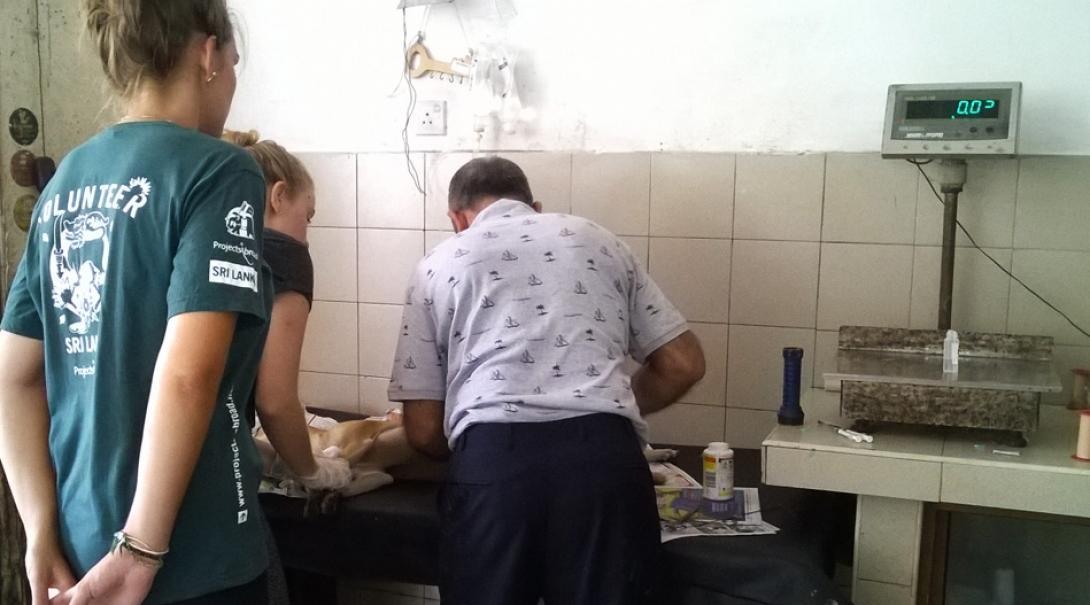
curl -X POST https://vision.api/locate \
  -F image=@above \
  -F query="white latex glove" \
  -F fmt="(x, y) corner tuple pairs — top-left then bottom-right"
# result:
(296, 448), (352, 491)
(644, 447), (679, 463)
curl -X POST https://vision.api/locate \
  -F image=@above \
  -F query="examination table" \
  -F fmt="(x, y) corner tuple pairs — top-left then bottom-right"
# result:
(261, 411), (853, 605)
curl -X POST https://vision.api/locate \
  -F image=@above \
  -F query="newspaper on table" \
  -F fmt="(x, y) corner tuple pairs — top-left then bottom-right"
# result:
(260, 477), (307, 498)
(652, 463), (779, 542)
(649, 461), (702, 488)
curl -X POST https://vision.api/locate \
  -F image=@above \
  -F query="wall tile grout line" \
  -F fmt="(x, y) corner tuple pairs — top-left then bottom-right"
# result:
(571, 153), (579, 215)
(906, 166), (921, 329)
(646, 153), (653, 236)
(312, 298), (363, 305)
(1005, 158), (1022, 334)
(669, 401), (733, 410)
(300, 369), (379, 379)
(656, 235), (1088, 247)
(355, 234), (362, 413)
(723, 153), (739, 438)
(813, 153), (828, 353)
(804, 238), (919, 246)
(353, 153), (362, 413)
(420, 151), (427, 230)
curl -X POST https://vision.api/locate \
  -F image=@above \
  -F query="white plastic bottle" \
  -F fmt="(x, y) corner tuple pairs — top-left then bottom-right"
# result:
(943, 329), (960, 375)
(702, 442), (734, 501)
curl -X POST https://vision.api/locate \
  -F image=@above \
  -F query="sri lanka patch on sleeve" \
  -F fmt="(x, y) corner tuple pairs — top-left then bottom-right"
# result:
(209, 260), (258, 291)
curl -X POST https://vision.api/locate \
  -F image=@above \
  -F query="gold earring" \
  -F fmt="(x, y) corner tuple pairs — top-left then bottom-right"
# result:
(206, 71), (218, 83)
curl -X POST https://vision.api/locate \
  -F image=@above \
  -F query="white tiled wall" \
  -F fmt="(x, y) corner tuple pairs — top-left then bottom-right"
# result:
(726, 325), (816, 413)
(823, 154), (918, 244)
(649, 237), (732, 324)
(309, 228), (357, 302)
(644, 401), (726, 446)
(817, 243), (914, 330)
(1008, 249), (1090, 347)
(358, 153), (425, 230)
(650, 153), (734, 238)
(730, 240), (820, 328)
(915, 159), (1017, 248)
(908, 247), (1012, 333)
(734, 154), (823, 241)
(301, 302), (359, 376)
(1013, 157), (1090, 252)
(358, 304), (404, 378)
(357, 229), (425, 304)
(681, 323), (728, 406)
(338, 578), (439, 605)
(571, 153), (651, 236)
(298, 153), (357, 228)
(296, 151), (1090, 445)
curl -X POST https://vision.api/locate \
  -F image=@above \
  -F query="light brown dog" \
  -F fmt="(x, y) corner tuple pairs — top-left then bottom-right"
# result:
(256, 410), (678, 496)
(306, 412), (407, 466)
(255, 410), (439, 496)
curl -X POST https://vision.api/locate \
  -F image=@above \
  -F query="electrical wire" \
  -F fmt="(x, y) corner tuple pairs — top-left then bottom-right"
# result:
(401, 8), (426, 194)
(911, 160), (1090, 339)
(386, 6), (432, 98)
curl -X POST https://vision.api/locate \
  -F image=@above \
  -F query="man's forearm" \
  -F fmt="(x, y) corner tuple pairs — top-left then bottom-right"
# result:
(413, 431), (451, 460)
(632, 364), (693, 416)
(402, 400), (450, 460)
(633, 330), (706, 416)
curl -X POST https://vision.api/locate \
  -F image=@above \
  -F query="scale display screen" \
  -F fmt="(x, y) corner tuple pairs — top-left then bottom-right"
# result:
(882, 82), (1021, 158)
(905, 98), (1000, 120)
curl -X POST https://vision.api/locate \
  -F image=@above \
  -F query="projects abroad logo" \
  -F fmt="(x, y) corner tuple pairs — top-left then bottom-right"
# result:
(212, 240), (258, 266)
(225, 201), (255, 240)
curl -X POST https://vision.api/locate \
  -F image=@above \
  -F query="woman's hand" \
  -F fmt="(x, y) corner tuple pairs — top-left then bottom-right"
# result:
(54, 550), (157, 605)
(24, 540), (75, 605)
(297, 448), (352, 491)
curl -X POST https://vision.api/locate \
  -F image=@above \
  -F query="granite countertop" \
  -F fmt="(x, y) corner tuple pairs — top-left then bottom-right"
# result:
(827, 349), (1062, 393)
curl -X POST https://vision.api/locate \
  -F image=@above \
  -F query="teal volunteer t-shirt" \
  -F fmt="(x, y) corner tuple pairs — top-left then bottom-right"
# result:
(1, 121), (273, 604)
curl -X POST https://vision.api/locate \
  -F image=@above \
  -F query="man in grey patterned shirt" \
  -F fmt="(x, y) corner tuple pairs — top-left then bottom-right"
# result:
(389, 156), (705, 605)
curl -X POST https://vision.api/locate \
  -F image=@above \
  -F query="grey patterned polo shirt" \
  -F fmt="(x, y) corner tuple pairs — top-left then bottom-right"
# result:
(387, 198), (689, 447)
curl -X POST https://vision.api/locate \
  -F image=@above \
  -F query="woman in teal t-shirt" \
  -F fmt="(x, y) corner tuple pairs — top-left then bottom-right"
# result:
(0, 1), (273, 604)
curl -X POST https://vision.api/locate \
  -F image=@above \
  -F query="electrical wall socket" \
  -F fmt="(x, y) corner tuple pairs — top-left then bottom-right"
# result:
(415, 100), (447, 136)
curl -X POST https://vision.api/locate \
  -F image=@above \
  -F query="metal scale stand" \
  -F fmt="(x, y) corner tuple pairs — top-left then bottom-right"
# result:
(827, 82), (1060, 447)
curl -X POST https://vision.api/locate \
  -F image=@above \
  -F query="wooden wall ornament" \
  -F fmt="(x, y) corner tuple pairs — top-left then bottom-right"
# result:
(13, 194), (36, 232)
(10, 150), (36, 187)
(8, 108), (39, 146)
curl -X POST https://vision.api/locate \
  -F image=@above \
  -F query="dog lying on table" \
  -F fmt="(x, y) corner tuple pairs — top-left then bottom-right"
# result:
(255, 408), (681, 502)
(254, 409), (438, 499)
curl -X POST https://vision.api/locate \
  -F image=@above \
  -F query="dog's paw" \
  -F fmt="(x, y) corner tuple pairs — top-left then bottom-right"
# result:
(341, 471), (395, 497)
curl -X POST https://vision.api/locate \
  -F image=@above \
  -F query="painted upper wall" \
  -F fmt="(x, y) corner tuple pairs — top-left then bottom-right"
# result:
(228, 0), (1090, 154)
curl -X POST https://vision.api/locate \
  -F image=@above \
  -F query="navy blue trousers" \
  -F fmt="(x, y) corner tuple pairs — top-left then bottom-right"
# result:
(439, 413), (661, 605)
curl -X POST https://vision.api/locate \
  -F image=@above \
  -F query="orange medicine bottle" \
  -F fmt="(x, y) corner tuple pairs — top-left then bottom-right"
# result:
(702, 442), (734, 501)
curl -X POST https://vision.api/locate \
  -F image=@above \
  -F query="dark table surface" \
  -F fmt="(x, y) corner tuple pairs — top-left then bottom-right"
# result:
(261, 411), (854, 604)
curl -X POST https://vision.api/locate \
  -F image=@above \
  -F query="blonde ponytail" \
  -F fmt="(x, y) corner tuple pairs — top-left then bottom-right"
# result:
(222, 130), (313, 197)
(84, 0), (234, 99)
